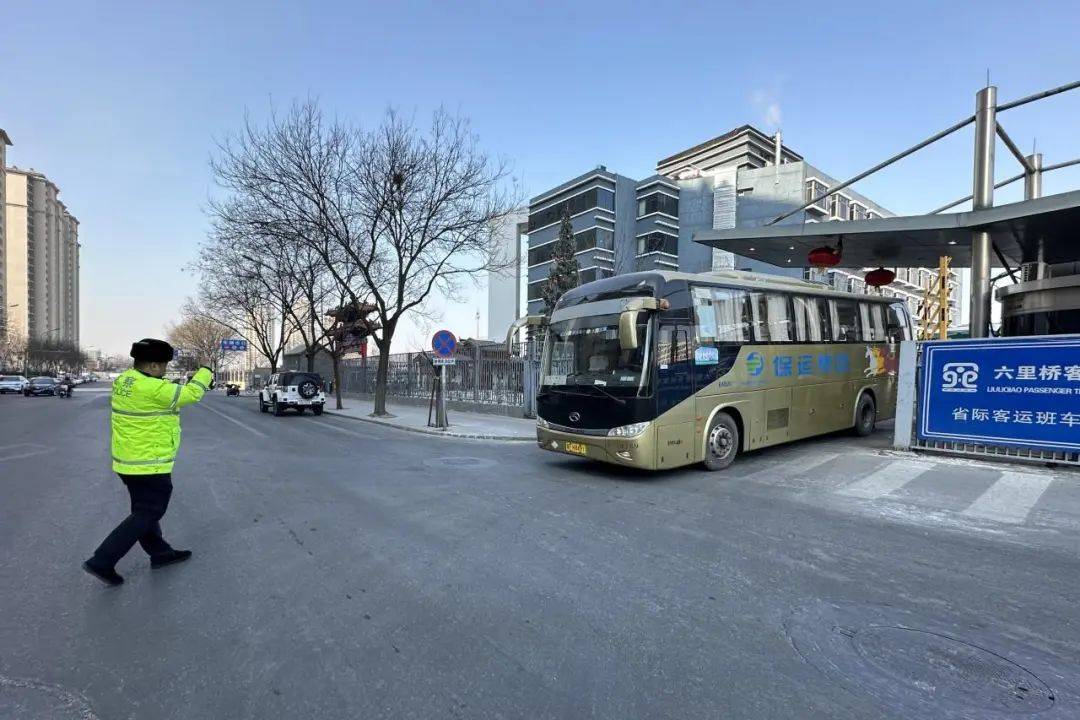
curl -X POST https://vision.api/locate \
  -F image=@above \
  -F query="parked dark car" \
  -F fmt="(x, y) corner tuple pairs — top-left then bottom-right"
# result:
(24, 376), (58, 396)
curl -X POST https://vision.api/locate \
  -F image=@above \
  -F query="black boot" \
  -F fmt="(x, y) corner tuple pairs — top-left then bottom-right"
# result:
(151, 549), (192, 569)
(83, 559), (124, 586)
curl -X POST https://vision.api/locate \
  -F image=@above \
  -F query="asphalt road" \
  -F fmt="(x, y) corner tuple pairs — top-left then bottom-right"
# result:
(1, 386), (1079, 719)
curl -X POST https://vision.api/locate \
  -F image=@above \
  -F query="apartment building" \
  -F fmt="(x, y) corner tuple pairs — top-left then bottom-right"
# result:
(524, 125), (957, 323)
(0, 130), (9, 333)
(1, 129), (81, 346)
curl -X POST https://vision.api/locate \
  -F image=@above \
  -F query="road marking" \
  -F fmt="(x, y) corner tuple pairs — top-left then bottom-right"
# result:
(0, 443), (51, 463)
(306, 418), (370, 439)
(739, 451), (841, 482)
(838, 460), (933, 499)
(961, 471), (1055, 524)
(199, 402), (268, 438)
(794, 452), (842, 476)
(0, 675), (99, 719)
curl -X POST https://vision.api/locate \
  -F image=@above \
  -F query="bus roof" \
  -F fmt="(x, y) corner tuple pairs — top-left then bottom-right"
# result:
(637, 269), (901, 302)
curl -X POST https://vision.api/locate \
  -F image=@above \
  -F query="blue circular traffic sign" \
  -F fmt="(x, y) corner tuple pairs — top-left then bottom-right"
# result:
(432, 330), (457, 357)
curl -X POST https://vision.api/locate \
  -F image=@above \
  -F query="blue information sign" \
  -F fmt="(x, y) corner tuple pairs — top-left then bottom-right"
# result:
(918, 336), (1080, 452)
(221, 338), (248, 352)
(431, 329), (457, 358)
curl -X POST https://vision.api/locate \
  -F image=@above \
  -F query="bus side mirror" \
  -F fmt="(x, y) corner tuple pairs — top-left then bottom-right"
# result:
(505, 314), (545, 353)
(619, 309), (640, 350)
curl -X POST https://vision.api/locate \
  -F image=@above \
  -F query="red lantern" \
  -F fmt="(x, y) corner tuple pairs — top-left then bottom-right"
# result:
(865, 267), (896, 287)
(807, 240), (842, 268)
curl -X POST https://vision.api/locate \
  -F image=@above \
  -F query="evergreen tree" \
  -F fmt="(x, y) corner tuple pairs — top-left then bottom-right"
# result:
(540, 208), (580, 316)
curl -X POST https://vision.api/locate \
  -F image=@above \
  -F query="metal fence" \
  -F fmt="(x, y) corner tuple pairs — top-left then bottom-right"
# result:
(339, 341), (541, 416)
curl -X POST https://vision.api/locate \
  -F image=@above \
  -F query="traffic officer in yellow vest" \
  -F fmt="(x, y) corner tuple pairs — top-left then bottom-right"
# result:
(83, 338), (214, 586)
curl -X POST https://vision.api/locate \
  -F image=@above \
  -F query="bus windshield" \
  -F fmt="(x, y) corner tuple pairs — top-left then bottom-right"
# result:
(542, 313), (651, 391)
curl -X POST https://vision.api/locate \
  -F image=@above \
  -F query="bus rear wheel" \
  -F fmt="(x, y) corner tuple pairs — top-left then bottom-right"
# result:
(854, 393), (877, 436)
(704, 411), (739, 471)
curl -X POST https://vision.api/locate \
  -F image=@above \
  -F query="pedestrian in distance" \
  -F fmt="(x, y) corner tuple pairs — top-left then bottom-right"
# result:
(83, 338), (214, 586)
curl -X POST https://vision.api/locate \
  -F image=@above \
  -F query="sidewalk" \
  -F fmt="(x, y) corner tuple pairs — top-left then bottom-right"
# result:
(324, 398), (536, 441)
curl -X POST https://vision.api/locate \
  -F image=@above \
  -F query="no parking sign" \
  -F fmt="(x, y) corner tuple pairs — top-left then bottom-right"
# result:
(431, 330), (457, 358)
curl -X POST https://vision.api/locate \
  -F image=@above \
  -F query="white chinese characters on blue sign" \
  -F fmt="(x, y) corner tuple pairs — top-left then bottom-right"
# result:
(918, 337), (1080, 452)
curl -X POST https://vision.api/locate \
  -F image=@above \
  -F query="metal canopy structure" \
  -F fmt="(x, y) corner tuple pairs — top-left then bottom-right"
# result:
(689, 78), (1080, 337)
(694, 189), (1080, 269)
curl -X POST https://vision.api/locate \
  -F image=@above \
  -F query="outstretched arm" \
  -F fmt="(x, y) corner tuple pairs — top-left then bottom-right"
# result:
(147, 367), (214, 410)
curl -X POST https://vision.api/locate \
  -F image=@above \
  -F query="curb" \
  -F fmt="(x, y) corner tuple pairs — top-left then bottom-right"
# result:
(323, 409), (535, 442)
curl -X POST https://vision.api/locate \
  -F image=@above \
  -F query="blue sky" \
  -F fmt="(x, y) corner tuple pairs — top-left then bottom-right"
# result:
(3, 0), (1078, 353)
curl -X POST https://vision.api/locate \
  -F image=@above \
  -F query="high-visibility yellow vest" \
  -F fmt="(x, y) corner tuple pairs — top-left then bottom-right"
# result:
(110, 367), (213, 475)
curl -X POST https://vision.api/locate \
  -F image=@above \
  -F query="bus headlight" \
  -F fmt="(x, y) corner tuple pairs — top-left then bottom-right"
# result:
(536, 416), (550, 429)
(607, 422), (649, 438)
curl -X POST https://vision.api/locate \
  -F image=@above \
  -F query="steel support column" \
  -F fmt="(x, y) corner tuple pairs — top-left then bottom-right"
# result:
(1026, 152), (1044, 275)
(969, 86), (996, 338)
(1024, 152), (1043, 200)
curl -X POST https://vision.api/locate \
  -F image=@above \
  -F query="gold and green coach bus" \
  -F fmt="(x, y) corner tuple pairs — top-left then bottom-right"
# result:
(536, 270), (914, 471)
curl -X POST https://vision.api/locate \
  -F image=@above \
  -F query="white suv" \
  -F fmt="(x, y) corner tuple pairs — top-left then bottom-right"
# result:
(0, 375), (28, 394)
(259, 372), (326, 416)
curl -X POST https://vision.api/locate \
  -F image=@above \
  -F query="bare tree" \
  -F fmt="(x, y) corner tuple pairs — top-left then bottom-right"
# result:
(340, 109), (519, 414)
(22, 338), (85, 376)
(283, 244), (367, 409)
(195, 224), (304, 374)
(0, 331), (29, 373)
(166, 300), (232, 372)
(208, 100), (518, 415)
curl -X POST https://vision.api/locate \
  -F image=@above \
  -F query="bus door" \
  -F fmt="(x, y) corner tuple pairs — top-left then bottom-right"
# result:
(654, 322), (695, 468)
(790, 295), (839, 439)
(750, 292), (793, 447)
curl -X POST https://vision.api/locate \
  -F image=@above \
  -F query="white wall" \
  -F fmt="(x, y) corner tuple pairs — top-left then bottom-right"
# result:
(486, 212), (525, 341)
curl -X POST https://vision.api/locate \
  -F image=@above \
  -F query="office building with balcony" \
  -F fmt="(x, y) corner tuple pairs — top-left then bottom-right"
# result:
(2, 128), (81, 346)
(524, 125), (957, 323)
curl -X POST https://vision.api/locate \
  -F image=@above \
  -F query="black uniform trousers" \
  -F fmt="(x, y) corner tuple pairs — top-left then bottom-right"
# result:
(91, 473), (174, 569)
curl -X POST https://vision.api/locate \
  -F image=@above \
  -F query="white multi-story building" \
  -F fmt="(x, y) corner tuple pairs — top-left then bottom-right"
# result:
(522, 125), (957, 327)
(1, 128), (81, 346)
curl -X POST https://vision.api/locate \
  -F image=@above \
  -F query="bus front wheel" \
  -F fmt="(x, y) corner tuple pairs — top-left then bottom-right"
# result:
(704, 411), (739, 471)
(854, 393), (877, 437)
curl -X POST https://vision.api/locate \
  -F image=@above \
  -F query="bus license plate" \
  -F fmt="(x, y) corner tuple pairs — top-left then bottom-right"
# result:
(564, 442), (588, 456)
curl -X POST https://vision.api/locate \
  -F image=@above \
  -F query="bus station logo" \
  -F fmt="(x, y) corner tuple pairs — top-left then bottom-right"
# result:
(941, 362), (979, 392)
(747, 352), (764, 376)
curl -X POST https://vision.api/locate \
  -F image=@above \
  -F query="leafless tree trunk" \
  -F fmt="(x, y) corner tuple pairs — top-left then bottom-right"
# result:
(207, 100), (517, 415)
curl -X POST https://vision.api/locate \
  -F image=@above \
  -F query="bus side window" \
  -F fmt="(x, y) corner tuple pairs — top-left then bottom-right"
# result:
(815, 297), (830, 342)
(673, 328), (691, 363)
(692, 286), (718, 343)
(831, 299), (862, 342)
(657, 324), (692, 364)
(793, 296), (825, 342)
(859, 303), (886, 341)
(711, 288), (751, 342)
(886, 302), (912, 341)
(749, 292), (792, 342)
(870, 304), (886, 341)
